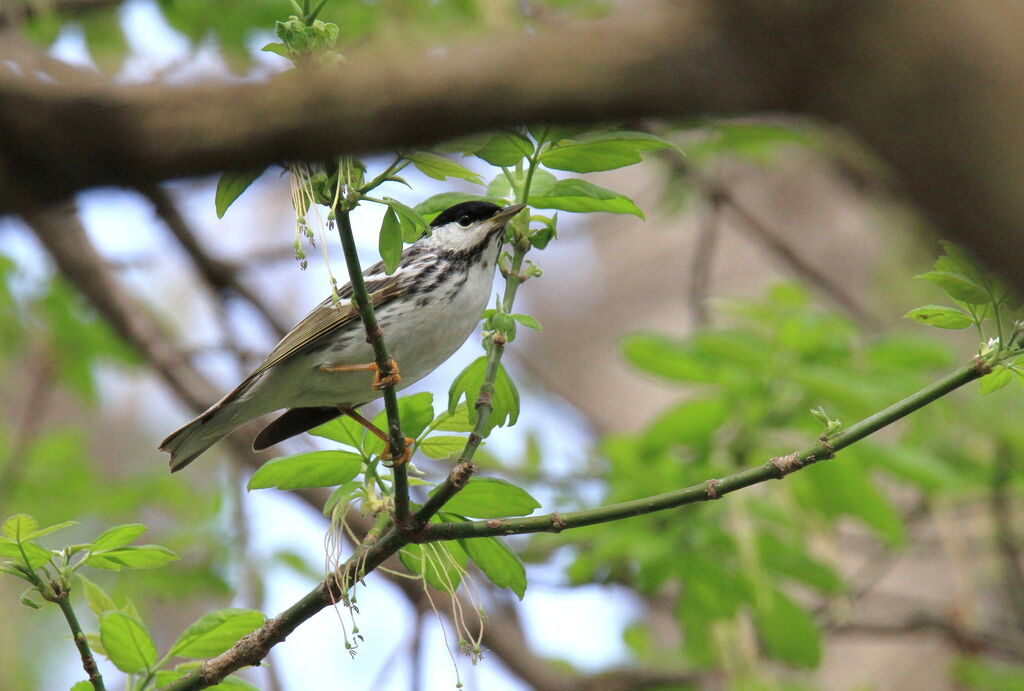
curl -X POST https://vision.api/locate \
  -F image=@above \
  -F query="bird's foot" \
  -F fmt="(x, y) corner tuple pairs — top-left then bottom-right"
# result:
(321, 359), (401, 390)
(339, 407), (413, 466)
(381, 437), (415, 467)
(372, 359), (401, 390)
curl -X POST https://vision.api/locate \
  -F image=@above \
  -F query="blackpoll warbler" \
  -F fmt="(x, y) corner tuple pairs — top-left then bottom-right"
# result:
(161, 201), (526, 472)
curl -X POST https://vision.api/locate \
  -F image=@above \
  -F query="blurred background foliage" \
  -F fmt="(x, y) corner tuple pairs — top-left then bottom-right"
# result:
(2, 1), (1024, 690)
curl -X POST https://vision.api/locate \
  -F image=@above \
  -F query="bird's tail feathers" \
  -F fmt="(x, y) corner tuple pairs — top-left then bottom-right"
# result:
(160, 398), (254, 472)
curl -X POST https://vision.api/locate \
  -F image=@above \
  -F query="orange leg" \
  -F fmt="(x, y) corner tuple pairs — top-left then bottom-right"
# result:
(321, 359), (401, 390)
(340, 407), (413, 466)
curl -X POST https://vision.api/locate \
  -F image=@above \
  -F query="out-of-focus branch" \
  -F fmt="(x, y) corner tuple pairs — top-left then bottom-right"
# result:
(4, 2), (1024, 301)
(991, 450), (1024, 632)
(141, 184), (290, 338)
(834, 612), (1024, 662)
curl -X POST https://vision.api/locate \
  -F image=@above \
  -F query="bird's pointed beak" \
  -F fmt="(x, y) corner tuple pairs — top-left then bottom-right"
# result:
(493, 203), (527, 223)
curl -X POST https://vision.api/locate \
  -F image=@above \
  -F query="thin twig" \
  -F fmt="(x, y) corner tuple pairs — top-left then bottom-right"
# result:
(54, 591), (107, 691)
(688, 193), (721, 328)
(418, 359), (988, 542)
(332, 208), (410, 525)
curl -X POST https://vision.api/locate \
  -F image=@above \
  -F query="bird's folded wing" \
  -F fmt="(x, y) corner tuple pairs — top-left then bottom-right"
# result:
(249, 277), (407, 379)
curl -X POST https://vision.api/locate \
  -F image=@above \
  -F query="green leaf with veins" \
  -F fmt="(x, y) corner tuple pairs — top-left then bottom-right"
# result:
(904, 305), (975, 329)
(407, 152), (483, 185)
(247, 451), (362, 491)
(170, 608), (266, 658)
(475, 132), (535, 167)
(540, 131), (677, 172)
(99, 611), (157, 674)
(530, 179), (644, 218)
(429, 477), (539, 518)
(378, 207), (403, 274)
(215, 168), (265, 218)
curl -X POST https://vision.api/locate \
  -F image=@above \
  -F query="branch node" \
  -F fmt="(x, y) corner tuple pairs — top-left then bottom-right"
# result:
(450, 461), (476, 489)
(550, 512), (567, 532)
(704, 478), (722, 500)
(486, 519), (503, 529)
(769, 452), (803, 478)
(816, 437), (836, 459)
(971, 354), (995, 376)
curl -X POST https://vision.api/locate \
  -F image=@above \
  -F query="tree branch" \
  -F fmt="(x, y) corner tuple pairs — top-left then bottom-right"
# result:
(161, 353), (994, 690)
(54, 590), (107, 691)
(3, 2), (1024, 302)
(419, 358), (990, 542)
(332, 207), (410, 524)
(142, 184), (291, 338)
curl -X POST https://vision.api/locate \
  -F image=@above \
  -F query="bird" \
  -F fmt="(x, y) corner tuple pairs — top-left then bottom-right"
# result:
(160, 200), (526, 472)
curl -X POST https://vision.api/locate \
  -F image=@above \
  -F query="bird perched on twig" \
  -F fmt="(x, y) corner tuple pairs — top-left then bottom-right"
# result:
(160, 201), (526, 472)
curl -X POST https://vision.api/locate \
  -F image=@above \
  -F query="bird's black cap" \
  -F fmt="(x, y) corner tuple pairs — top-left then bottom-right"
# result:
(431, 201), (502, 228)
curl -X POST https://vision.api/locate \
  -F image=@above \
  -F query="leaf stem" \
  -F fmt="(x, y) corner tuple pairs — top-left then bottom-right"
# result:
(333, 209), (410, 525)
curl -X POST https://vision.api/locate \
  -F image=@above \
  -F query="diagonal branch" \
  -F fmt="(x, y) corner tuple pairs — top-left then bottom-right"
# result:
(162, 352), (994, 690)
(418, 358), (989, 541)
(142, 184), (291, 338)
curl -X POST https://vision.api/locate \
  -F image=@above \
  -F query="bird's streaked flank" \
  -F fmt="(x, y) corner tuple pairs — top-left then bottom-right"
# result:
(160, 201), (526, 472)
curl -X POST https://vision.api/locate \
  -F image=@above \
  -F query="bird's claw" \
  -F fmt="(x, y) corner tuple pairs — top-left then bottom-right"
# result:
(372, 359), (401, 390)
(381, 437), (415, 467)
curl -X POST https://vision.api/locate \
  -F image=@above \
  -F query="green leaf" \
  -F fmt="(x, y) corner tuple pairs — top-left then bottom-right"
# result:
(540, 131), (676, 173)
(643, 397), (728, 450)
(916, 271), (990, 305)
(2, 514), (38, 541)
(91, 524), (147, 552)
(414, 192), (502, 220)
(621, 333), (716, 382)
(70, 682), (94, 691)
(511, 313), (542, 331)
(459, 536), (527, 599)
(170, 608), (266, 658)
(530, 179), (644, 218)
(378, 207), (403, 274)
(100, 611), (157, 674)
(475, 132), (534, 167)
(22, 520), (77, 541)
(0, 538), (52, 570)
(78, 574), (117, 617)
(952, 656), (1024, 690)
(428, 477), (539, 518)
(247, 450), (362, 491)
(260, 42), (289, 57)
(432, 402), (474, 432)
(309, 415), (363, 450)
(215, 169), (265, 218)
(399, 541), (467, 591)
(753, 589), (821, 667)
(407, 152), (483, 185)
(904, 305), (975, 329)
(980, 367), (1014, 395)
(868, 443), (960, 491)
(383, 198), (429, 243)
(418, 435), (469, 459)
(87, 545), (179, 571)
(447, 357), (520, 434)
(757, 533), (844, 595)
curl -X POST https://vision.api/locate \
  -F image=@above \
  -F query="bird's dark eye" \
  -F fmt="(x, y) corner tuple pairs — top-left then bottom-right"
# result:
(457, 215), (472, 227)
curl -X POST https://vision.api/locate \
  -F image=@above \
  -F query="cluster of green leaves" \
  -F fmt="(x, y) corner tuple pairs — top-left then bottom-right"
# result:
(905, 242), (1024, 394)
(0, 514), (263, 691)
(531, 281), (1019, 678)
(245, 393), (535, 599)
